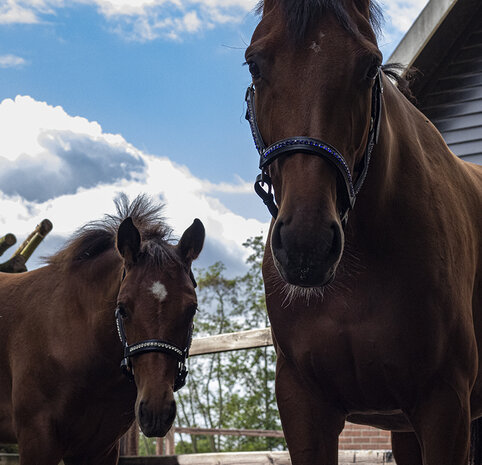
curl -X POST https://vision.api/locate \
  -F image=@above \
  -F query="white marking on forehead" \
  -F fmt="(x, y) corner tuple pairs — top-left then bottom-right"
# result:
(151, 281), (168, 303)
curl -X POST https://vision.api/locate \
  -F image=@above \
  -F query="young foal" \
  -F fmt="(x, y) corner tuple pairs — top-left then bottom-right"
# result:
(245, 1), (482, 464)
(0, 195), (204, 465)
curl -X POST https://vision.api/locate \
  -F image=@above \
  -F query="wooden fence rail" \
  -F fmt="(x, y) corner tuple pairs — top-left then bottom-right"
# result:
(0, 451), (393, 465)
(189, 328), (273, 356)
(174, 427), (284, 438)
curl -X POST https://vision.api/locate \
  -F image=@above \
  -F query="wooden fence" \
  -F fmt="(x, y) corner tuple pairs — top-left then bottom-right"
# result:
(0, 451), (393, 465)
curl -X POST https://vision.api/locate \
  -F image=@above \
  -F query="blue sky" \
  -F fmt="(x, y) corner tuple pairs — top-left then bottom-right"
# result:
(0, 0), (428, 273)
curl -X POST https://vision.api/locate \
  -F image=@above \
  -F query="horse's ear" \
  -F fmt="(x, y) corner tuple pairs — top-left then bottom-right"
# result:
(177, 219), (205, 267)
(117, 217), (141, 266)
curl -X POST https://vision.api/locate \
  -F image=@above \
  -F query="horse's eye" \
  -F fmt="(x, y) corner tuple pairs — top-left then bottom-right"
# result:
(366, 57), (382, 81)
(248, 61), (261, 79)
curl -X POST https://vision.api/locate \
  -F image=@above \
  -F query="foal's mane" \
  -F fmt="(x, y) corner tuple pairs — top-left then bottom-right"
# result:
(46, 194), (178, 270)
(257, 0), (383, 42)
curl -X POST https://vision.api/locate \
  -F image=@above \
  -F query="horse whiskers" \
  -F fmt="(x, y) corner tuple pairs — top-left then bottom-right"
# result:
(281, 283), (325, 307)
(263, 266), (325, 307)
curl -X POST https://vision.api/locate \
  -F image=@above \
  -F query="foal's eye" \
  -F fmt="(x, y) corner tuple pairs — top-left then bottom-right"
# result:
(248, 61), (261, 80)
(117, 304), (128, 317)
(188, 304), (198, 316)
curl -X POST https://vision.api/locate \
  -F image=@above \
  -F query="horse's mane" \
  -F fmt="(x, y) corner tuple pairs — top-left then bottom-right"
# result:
(257, 0), (383, 42)
(46, 194), (178, 269)
(382, 63), (418, 103)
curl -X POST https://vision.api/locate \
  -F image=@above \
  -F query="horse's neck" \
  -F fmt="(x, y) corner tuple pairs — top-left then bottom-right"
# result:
(346, 76), (468, 258)
(352, 78), (454, 229)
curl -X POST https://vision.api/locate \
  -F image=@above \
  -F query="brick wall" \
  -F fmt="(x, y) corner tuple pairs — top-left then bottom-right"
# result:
(339, 423), (391, 450)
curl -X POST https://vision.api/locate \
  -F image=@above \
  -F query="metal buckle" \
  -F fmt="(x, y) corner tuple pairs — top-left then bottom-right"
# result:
(254, 172), (278, 218)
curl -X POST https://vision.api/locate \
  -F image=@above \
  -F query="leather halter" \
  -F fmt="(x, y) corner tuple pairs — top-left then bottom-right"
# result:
(115, 308), (192, 391)
(245, 69), (383, 224)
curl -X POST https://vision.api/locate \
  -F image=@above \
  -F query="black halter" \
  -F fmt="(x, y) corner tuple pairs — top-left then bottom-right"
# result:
(115, 293), (194, 392)
(245, 69), (383, 224)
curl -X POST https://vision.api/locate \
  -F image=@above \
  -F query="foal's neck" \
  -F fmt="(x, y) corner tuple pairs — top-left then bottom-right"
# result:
(71, 249), (124, 322)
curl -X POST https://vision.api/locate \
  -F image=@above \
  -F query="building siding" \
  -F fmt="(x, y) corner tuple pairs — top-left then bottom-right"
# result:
(418, 14), (482, 165)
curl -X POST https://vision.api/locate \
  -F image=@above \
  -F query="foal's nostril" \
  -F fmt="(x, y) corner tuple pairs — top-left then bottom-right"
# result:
(138, 400), (148, 423)
(167, 401), (176, 424)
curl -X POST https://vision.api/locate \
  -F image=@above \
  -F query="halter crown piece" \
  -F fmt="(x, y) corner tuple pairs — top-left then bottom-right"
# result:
(115, 307), (193, 392)
(245, 68), (383, 224)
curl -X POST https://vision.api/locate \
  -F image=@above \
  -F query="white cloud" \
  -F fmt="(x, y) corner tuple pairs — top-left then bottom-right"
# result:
(383, 0), (429, 32)
(0, 54), (27, 68)
(382, 0), (429, 33)
(0, 0), (430, 42)
(0, 96), (145, 201)
(0, 95), (268, 271)
(0, 0), (257, 40)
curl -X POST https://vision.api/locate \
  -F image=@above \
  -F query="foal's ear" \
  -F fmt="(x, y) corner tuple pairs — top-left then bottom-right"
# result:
(177, 219), (205, 267)
(117, 217), (141, 266)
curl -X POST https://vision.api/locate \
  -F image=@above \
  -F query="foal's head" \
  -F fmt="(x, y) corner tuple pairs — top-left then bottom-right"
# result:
(246, 0), (382, 287)
(115, 215), (204, 437)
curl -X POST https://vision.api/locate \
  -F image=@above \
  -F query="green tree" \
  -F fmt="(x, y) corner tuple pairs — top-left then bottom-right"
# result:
(175, 237), (286, 453)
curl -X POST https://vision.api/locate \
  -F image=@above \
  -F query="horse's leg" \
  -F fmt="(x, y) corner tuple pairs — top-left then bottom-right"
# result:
(16, 418), (64, 465)
(391, 432), (423, 465)
(275, 353), (344, 465)
(408, 383), (471, 465)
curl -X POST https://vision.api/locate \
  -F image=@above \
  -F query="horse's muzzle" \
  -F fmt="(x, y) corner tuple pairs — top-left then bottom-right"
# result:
(137, 398), (176, 438)
(271, 216), (343, 287)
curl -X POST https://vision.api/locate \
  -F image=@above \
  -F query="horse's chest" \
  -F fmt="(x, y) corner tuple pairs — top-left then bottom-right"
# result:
(274, 310), (436, 412)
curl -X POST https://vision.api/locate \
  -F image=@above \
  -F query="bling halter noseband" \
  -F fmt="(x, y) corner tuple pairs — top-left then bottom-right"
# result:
(115, 271), (196, 392)
(115, 307), (192, 392)
(245, 69), (383, 224)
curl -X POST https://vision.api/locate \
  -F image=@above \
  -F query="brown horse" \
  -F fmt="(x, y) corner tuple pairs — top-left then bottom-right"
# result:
(245, 1), (482, 464)
(0, 194), (204, 465)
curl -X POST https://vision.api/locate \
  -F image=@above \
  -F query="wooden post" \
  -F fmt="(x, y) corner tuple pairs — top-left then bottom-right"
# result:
(0, 233), (16, 257)
(13, 219), (53, 261)
(0, 220), (53, 273)
(156, 428), (175, 456)
(165, 428), (175, 455)
(0, 255), (26, 273)
(120, 422), (139, 456)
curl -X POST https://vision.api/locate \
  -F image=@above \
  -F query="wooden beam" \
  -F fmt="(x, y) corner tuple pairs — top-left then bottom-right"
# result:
(117, 450), (391, 464)
(1, 451), (392, 464)
(190, 328), (273, 357)
(118, 451), (291, 465)
(174, 427), (284, 438)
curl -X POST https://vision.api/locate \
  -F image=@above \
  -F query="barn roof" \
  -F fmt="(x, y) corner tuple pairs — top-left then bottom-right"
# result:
(388, 0), (482, 163)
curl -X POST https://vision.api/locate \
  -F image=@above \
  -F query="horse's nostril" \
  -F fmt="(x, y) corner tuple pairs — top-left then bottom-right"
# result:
(271, 220), (284, 251)
(328, 222), (342, 261)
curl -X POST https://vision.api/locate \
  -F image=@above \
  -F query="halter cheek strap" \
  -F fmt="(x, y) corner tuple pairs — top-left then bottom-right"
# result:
(246, 69), (384, 224)
(115, 307), (193, 392)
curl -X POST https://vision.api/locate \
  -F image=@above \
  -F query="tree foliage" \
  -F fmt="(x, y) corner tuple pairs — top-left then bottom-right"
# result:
(175, 236), (286, 453)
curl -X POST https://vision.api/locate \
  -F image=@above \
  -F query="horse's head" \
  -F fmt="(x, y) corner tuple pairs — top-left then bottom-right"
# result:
(115, 217), (205, 437)
(246, 0), (382, 288)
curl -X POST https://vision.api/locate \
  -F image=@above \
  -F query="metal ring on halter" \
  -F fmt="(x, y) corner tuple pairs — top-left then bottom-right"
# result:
(245, 68), (384, 224)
